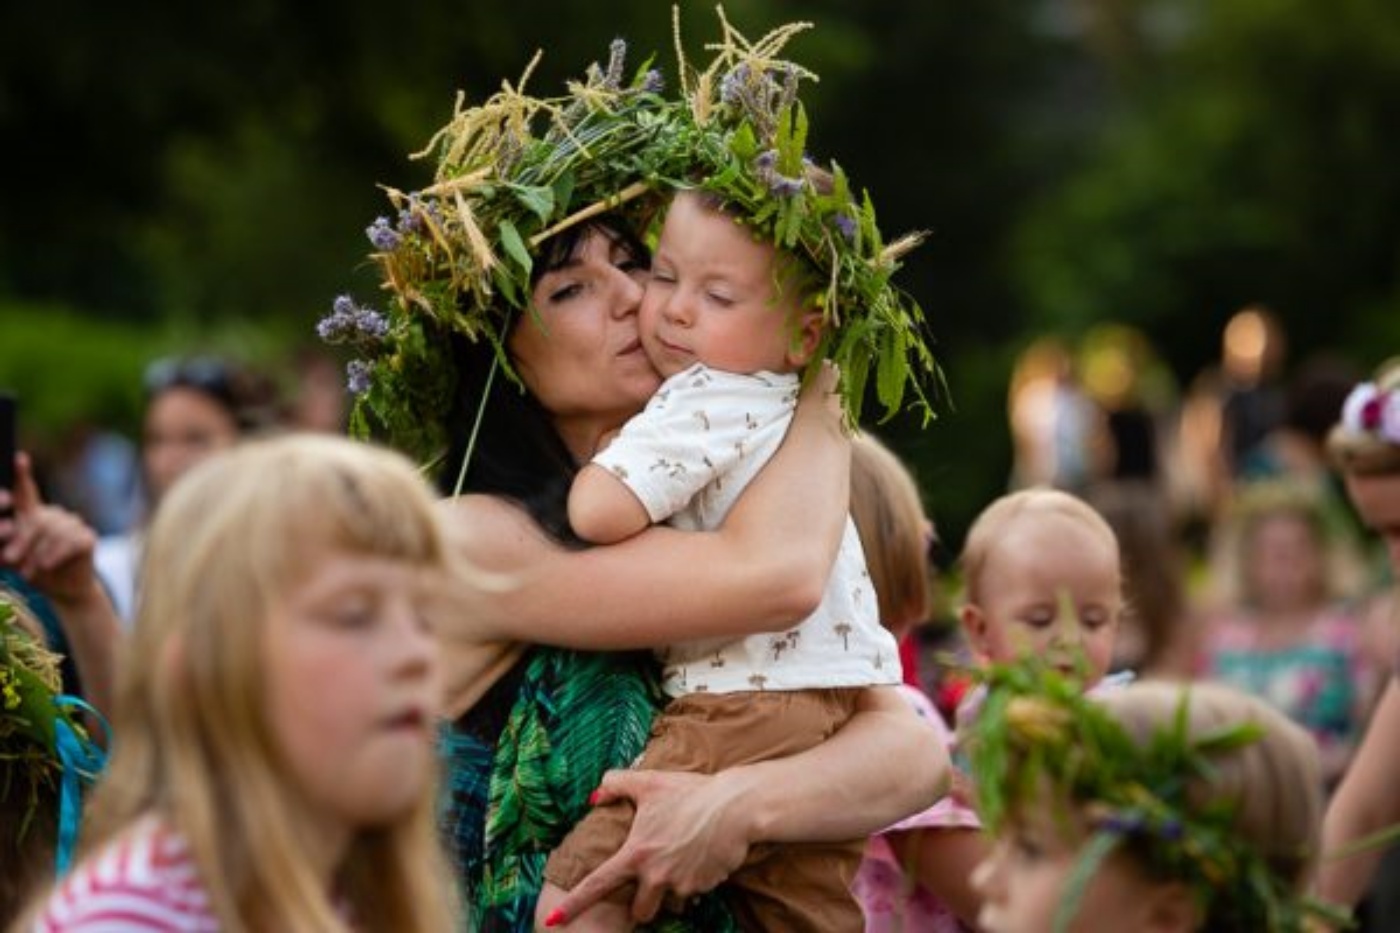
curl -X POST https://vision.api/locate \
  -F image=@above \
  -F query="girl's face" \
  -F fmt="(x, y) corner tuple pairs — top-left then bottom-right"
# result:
(263, 550), (441, 855)
(963, 515), (1122, 687)
(143, 387), (241, 505)
(509, 226), (659, 461)
(1242, 512), (1324, 611)
(1346, 471), (1400, 573)
(972, 806), (1184, 933)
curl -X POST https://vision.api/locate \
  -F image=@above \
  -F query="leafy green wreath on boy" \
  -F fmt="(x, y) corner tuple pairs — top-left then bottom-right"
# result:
(322, 6), (943, 474)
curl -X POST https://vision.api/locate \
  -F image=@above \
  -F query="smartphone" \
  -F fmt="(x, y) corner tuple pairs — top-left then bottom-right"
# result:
(0, 392), (15, 518)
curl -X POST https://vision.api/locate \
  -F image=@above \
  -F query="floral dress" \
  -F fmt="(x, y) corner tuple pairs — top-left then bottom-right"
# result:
(438, 646), (739, 932)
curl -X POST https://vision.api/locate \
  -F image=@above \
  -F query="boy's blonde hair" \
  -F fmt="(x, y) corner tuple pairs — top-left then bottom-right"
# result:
(961, 487), (1119, 603)
(1102, 681), (1322, 898)
(850, 432), (932, 634)
(78, 433), (458, 932)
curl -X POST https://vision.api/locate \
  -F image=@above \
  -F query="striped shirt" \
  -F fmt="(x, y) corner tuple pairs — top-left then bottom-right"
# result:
(34, 816), (219, 931)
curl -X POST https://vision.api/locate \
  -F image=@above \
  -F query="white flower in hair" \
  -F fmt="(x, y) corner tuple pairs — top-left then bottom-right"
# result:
(1341, 381), (1400, 445)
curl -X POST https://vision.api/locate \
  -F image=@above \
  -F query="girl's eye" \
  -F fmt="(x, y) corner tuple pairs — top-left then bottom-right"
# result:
(651, 268), (677, 285)
(707, 291), (735, 307)
(1081, 609), (1109, 629)
(328, 601), (376, 630)
(1020, 612), (1054, 629)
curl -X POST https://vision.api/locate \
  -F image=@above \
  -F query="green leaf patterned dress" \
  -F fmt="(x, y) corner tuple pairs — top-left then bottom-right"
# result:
(438, 646), (740, 932)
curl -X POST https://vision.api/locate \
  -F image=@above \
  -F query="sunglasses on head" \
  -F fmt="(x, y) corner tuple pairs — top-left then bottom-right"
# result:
(143, 356), (239, 407)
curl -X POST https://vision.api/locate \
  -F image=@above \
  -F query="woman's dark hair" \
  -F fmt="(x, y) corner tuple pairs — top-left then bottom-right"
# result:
(437, 216), (649, 546)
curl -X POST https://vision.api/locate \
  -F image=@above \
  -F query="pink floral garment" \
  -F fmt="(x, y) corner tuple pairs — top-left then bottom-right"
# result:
(852, 685), (979, 933)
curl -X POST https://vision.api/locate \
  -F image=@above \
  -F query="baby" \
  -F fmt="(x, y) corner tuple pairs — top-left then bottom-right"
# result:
(538, 189), (903, 932)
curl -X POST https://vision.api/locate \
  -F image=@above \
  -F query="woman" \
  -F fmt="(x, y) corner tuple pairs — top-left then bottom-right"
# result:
(94, 355), (271, 623)
(1316, 357), (1400, 918)
(328, 23), (948, 931)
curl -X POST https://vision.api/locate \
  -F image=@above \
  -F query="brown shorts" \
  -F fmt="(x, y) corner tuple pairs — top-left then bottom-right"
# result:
(544, 688), (866, 932)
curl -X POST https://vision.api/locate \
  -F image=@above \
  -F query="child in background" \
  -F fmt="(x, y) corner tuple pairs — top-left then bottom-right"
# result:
(967, 669), (1336, 932)
(1200, 480), (1379, 786)
(539, 188), (907, 932)
(27, 435), (459, 931)
(847, 433), (982, 931)
(957, 487), (1128, 731)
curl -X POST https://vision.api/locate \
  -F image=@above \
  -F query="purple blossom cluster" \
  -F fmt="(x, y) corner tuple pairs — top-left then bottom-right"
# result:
(753, 150), (805, 198)
(366, 216), (401, 252)
(833, 213), (857, 243)
(641, 69), (664, 94)
(317, 295), (390, 346)
(346, 359), (374, 397)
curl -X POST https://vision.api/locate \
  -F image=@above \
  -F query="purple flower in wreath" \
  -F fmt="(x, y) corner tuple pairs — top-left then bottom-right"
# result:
(1361, 395), (1385, 430)
(318, 296), (389, 346)
(834, 213), (857, 243)
(346, 359), (374, 397)
(366, 216), (401, 252)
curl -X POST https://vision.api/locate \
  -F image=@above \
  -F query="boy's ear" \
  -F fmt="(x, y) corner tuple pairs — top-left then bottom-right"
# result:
(786, 310), (825, 368)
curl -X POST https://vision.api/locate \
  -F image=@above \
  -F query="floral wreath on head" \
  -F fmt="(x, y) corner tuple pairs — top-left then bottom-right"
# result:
(321, 6), (942, 474)
(0, 596), (107, 874)
(966, 662), (1348, 933)
(1339, 379), (1400, 447)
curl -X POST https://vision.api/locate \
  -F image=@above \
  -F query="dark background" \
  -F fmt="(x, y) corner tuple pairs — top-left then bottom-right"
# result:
(4, 0), (1399, 545)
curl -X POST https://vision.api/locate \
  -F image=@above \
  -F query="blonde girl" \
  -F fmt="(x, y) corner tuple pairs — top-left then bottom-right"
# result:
(969, 672), (1330, 932)
(28, 434), (458, 931)
(848, 432), (983, 931)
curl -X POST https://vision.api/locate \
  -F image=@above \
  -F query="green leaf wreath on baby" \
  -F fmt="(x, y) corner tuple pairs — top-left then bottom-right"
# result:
(966, 662), (1350, 932)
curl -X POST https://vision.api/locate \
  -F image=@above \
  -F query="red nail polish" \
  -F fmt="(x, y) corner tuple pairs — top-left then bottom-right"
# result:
(544, 908), (567, 927)
(587, 790), (601, 806)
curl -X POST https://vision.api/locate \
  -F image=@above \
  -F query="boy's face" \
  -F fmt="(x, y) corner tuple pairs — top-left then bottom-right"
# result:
(640, 191), (819, 379)
(962, 515), (1122, 686)
(973, 804), (1182, 933)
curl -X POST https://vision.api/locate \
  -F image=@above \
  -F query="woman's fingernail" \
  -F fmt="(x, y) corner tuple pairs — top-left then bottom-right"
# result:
(544, 908), (567, 927)
(587, 790), (601, 806)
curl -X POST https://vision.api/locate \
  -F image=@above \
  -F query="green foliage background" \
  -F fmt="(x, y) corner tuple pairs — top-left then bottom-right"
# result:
(3, 0), (1399, 546)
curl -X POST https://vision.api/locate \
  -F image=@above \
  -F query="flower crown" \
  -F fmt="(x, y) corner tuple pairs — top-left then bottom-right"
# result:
(966, 662), (1345, 932)
(1, 596), (105, 871)
(1340, 381), (1400, 447)
(322, 8), (940, 466)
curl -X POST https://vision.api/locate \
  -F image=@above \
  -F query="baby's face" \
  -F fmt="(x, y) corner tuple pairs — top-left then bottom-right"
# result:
(963, 515), (1122, 686)
(640, 191), (815, 379)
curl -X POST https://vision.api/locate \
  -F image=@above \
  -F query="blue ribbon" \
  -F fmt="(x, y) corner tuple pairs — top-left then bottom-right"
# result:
(50, 695), (110, 875)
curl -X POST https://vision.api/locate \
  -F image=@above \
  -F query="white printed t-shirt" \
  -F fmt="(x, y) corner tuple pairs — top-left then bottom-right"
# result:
(592, 363), (900, 696)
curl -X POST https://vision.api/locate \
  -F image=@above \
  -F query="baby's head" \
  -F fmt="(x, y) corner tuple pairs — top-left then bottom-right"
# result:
(960, 488), (1122, 687)
(969, 672), (1326, 933)
(641, 188), (823, 379)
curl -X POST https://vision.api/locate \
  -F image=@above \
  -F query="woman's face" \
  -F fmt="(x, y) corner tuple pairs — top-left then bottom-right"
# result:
(509, 227), (659, 460)
(143, 387), (241, 505)
(1345, 471), (1400, 573)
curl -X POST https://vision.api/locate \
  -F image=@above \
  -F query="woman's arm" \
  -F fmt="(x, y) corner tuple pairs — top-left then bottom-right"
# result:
(1317, 676), (1400, 907)
(887, 828), (985, 927)
(440, 363), (851, 650)
(548, 685), (950, 923)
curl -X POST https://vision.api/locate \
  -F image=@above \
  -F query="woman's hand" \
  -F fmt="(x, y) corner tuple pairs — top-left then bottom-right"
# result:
(549, 768), (757, 923)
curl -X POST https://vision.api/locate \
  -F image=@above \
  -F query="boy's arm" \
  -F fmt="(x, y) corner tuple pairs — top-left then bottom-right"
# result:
(569, 464), (653, 544)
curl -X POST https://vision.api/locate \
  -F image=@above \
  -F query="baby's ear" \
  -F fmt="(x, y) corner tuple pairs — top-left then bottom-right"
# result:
(786, 310), (824, 368)
(960, 603), (990, 656)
